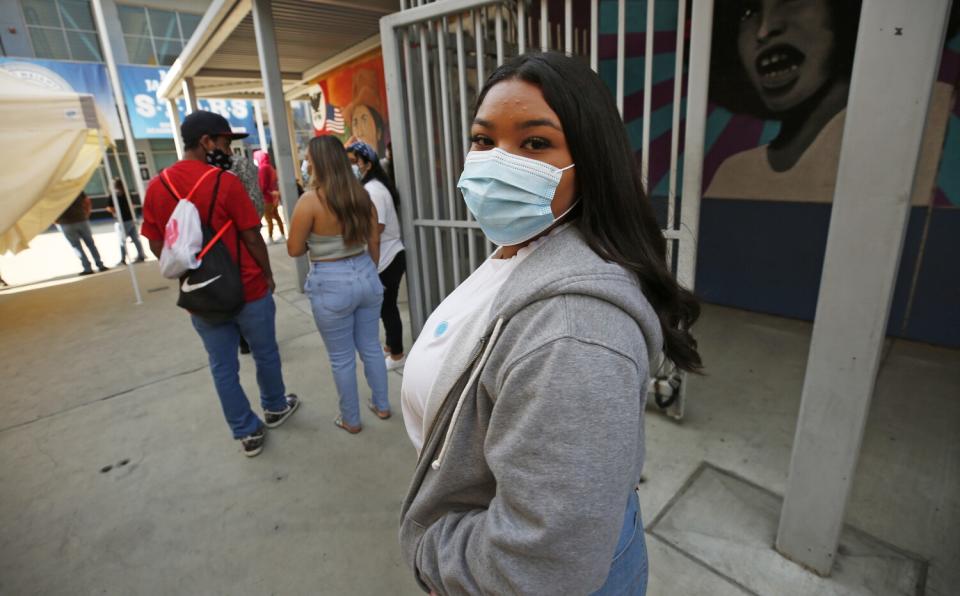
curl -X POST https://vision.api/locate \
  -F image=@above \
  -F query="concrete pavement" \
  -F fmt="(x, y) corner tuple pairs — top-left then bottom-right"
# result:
(1, 227), (957, 595)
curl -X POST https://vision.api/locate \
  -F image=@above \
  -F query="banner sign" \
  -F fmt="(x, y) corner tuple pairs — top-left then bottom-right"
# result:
(0, 58), (123, 139)
(118, 65), (257, 140)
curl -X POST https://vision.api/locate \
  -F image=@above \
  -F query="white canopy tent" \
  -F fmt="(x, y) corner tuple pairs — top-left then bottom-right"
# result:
(0, 69), (141, 301)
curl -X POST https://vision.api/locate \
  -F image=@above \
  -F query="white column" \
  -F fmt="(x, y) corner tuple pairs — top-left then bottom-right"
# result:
(254, 100), (269, 151)
(676, 0), (713, 292)
(251, 0), (308, 288)
(182, 77), (199, 114)
(776, 0), (953, 576)
(165, 98), (184, 159)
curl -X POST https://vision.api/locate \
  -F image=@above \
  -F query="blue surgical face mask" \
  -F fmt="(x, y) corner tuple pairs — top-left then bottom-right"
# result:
(457, 148), (575, 246)
(351, 164), (362, 180)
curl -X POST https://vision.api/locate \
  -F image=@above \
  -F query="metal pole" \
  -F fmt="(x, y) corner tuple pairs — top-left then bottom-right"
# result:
(641, 0), (655, 187)
(475, 10), (486, 84)
(437, 18), (462, 286)
(406, 26), (434, 328)
(616, 0), (626, 116)
(90, 0), (146, 201)
(455, 16), (478, 272)
(165, 98), (184, 159)
(667, 0), (687, 232)
(419, 22), (448, 298)
(476, 10), (494, 256)
(254, 100), (268, 151)
(517, 0), (526, 54)
(540, 0), (548, 52)
(564, 0), (572, 54)
(182, 77), (199, 114)
(776, 0), (952, 575)
(251, 0), (308, 288)
(590, 0), (598, 72)
(495, 5), (504, 66)
(98, 132), (143, 304)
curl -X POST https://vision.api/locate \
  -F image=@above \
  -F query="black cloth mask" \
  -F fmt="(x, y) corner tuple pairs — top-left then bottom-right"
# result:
(206, 148), (233, 170)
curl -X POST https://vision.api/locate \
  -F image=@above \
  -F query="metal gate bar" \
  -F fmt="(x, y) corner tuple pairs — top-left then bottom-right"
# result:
(382, 0), (714, 419)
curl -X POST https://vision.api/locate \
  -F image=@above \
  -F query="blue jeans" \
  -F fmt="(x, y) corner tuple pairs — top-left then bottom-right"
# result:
(191, 293), (288, 438)
(59, 221), (104, 271)
(305, 254), (389, 427)
(118, 220), (145, 262)
(591, 489), (648, 595)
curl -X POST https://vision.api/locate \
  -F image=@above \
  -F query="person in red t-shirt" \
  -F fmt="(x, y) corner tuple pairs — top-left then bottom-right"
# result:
(141, 111), (299, 457)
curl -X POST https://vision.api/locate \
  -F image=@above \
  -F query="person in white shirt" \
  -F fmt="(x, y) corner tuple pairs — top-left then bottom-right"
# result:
(348, 142), (407, 370)
(395, 52), (703, 595)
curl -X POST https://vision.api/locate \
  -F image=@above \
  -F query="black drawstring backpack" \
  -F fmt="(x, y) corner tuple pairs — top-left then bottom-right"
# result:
(159, 169), (244, 323)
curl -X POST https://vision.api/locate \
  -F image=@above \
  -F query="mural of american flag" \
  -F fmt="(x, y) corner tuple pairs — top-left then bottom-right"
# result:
(325, 104), (345, 134)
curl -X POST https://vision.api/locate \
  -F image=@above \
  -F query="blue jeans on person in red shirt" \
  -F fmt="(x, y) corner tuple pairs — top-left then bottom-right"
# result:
(190, 293), (288, 438)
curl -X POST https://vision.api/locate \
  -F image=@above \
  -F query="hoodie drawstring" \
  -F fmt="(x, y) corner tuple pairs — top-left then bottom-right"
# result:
(431, 317), (505, 471)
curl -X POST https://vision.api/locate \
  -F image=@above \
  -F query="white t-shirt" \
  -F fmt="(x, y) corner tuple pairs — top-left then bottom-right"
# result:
(401, 231), (559, 452)
(365, 178), (404, 273)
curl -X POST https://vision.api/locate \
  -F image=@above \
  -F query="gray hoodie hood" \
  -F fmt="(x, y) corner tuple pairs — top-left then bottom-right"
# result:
(492, 224), (663, 354)
(401, 224), (663, 595)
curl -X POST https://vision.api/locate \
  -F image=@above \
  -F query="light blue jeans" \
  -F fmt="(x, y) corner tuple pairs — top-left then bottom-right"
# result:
(59, 221), (104, 272)
(118, 220), (146, 262)
(591, 489), (648, 595)
(306, 254), (389, 426)
(191, 293), (288, 438)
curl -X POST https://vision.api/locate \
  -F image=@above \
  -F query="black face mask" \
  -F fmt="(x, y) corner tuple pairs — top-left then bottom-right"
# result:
(206, 148), (233, 170)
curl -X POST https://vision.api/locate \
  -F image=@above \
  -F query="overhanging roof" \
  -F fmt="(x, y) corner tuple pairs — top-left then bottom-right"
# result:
(158, 0), (395, 101)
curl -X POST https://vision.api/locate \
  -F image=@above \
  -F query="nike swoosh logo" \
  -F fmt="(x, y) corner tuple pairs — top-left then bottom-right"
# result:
(181, 275), (222, 293)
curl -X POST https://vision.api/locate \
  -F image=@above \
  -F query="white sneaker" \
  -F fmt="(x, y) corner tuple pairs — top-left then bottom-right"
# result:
(385, 355), (406, 371)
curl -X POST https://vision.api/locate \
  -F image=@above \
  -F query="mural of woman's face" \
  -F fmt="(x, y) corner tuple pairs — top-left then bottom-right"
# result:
(736, 0), (837, 113)
(351, 104), (382, 150)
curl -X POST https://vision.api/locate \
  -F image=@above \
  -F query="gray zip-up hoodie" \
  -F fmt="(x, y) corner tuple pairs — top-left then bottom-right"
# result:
(400, 225), (664, 595)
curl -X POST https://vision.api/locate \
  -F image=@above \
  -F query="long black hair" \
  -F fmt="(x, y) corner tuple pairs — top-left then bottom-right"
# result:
(350, 143), (401, 212)
(477, 52), (702, 372)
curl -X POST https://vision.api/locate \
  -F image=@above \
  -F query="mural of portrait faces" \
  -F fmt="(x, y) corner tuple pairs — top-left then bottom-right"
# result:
(735, 0), (839, 113)
(350, 103), (385, 156)
(711, 0), (861, 120)
(705, 0), (865, 201)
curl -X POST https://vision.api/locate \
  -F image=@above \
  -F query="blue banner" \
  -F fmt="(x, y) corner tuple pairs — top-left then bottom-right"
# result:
(0, 58), (123, 139)
(118, 65), (258, 140)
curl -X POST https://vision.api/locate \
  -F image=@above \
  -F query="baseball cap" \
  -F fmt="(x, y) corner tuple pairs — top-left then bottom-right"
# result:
(181, 110), (249, 146)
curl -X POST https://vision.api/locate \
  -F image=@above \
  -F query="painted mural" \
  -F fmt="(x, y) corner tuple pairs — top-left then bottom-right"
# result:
(593, 0), (960, 347)
(306, 51), (390, 157)
(595, 0), (959, 205)
(705, 0), (959, 206)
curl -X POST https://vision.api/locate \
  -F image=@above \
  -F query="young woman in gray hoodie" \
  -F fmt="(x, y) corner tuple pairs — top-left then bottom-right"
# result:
(398, 52), (702, 595)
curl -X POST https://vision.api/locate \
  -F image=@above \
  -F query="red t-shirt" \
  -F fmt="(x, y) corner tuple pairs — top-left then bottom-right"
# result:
(141, 160), (268, 303)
